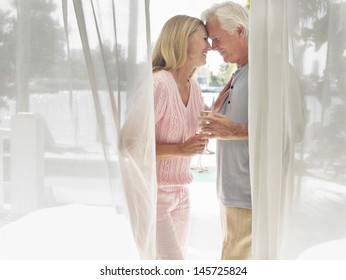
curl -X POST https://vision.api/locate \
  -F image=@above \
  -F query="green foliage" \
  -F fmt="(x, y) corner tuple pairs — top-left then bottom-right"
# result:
(208, 63), (236, 86)
(0, 0), (66, 99)
(16, 0), (65, 78)
(296, 0), (346, 178)
(0, 10), (16, 97)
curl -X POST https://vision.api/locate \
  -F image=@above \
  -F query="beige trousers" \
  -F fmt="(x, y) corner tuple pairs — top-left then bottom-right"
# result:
(220, 205), (252, 260)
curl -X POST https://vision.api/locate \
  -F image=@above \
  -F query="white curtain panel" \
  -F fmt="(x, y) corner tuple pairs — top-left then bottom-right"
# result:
(0, 0), (156, 260)
(250, 0), (346, 259)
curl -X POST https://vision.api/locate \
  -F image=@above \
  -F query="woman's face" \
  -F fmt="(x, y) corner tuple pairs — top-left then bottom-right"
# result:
(187, 24), (211, 67)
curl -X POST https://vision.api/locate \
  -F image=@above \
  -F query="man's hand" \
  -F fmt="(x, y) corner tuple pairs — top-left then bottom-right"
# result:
(199, 112), (248, 140)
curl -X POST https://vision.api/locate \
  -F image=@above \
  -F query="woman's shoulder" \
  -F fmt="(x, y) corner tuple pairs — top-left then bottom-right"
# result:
(153, 70), (172, 81)
(189, 77), (201, 92)
(153, 70), (175, 90)
(189, 77), (199, 86)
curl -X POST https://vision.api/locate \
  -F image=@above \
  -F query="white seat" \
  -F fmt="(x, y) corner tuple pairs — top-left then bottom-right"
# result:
(0, 204), (140, 260)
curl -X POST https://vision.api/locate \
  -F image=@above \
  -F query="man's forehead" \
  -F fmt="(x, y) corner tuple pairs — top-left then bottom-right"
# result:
(206, 15), (222, 34)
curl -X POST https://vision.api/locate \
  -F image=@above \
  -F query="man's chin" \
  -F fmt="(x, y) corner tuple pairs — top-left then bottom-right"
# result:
(220, 52), (228, 62)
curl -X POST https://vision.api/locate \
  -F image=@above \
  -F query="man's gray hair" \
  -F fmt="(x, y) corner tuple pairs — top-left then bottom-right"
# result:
(201, 1), (249, 39)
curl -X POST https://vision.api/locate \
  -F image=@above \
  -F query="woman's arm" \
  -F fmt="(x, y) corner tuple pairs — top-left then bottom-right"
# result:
(156, 133), (208, 160)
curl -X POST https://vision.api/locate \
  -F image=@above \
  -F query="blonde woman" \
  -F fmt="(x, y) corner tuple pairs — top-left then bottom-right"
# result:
(152, 15), (210, 259)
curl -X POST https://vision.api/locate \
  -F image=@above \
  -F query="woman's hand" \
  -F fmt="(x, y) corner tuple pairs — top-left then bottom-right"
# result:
(156, 133), (207, 159)
(179, 133), (208, 156)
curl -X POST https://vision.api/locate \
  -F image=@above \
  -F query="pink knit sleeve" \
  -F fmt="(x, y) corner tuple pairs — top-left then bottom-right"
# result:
(153, 74), (168, 125)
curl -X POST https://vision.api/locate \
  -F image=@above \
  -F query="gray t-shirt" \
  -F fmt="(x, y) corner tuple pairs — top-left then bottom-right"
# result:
(217, 64), (251, 209)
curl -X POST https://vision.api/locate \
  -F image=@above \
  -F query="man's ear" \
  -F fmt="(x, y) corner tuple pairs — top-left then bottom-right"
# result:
(237, 26), (246, 38)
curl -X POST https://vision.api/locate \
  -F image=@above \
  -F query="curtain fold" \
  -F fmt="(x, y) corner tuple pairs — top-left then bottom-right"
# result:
(114, 0), (156, 260)
(0, 0), (156, 260)
(250, 0), (346, 259)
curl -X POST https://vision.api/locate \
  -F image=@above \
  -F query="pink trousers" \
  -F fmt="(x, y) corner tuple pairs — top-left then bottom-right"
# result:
(156, 186), (190, 260)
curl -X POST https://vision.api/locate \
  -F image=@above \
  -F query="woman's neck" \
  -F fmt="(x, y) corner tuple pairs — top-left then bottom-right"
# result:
(171, 68), (191, 107)
(171, 67), (191, 84)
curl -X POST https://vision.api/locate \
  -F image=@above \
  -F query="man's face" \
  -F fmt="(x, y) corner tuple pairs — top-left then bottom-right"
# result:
(206, 15), (248, 66)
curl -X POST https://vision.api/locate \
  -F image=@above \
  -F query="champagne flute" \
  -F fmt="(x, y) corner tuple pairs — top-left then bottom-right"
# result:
(191, 97), (215, 173)
(191, 120), (210, 172)
(197, 105), (215, 155)
(190, 153), (208, 173)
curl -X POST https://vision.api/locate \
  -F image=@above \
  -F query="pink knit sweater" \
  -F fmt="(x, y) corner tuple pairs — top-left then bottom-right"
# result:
(153, 70), (203, 187)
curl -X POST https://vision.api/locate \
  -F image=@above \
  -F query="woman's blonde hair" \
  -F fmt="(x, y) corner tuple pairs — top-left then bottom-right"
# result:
(152, 15), (203, 73)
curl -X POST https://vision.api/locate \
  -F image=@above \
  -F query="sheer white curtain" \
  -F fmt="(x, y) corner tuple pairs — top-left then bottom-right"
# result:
(0, 0), (155, 260)
(250, 0), (346, 259)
